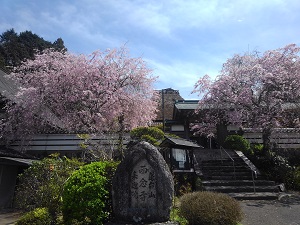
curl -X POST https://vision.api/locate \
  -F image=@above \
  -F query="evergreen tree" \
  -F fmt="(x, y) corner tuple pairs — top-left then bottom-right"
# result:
(0, 28), (66, 72)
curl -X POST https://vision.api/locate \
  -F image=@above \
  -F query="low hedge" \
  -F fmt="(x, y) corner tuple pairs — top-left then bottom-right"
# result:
(179, 191), (242, 225)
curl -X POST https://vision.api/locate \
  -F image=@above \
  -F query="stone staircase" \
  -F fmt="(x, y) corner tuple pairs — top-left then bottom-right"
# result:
(194, 149), (280, 200)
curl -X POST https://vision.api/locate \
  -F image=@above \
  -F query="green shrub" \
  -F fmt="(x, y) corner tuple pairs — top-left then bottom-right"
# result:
(292, 167), (300, 190)
(62, 161), (119, 225)
(130, 126), (164, 146)
(247, 148), (300, 191)
(16, 207), (51, 225)
(247, 150), (300, 190)
(174, 174), (194, 196)
(141, 134), (158, 145)
(170, 198), (188, 225)
(251, 144), (264, 156)
(224, 135), (251, 154)
(15, 154), (83, 217)
(179, 191), (242, 225)
(263, 151), (293, 183)
(284, 166), (300, 191)
(195, 177), (204, 191)
(155, 124), (163, 131)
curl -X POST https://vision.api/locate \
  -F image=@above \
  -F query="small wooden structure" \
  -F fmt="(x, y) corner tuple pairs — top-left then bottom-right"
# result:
(160, 136), (203, 194)
(160, 136), (203, 173)
(0, 157), (36, 208)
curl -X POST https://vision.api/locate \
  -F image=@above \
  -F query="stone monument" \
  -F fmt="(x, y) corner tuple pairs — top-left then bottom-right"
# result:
(112, 141), (174, 223)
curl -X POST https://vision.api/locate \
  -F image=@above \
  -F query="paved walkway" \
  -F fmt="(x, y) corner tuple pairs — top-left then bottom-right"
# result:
(240, 192), (300, 225)
(0, 210), (22, 225)
(1, 193), (300, 225)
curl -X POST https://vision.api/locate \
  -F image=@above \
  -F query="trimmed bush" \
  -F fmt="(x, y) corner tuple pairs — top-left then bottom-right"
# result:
(224, 135), (251, 154)
(140, 134), (158, 145)
(62, 161), (118, 225)
(130, 126), (164, 146)
(179, 191), (242, 225)
(16, 207), (51, 225)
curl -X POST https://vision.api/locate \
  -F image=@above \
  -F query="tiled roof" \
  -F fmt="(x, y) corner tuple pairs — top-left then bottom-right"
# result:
(174, 100), (199, 110)
(0, 69), (66, 129)
(0, 69), (19, 99)
(160, 136), (203, 148)
(0, 157), (37, 166)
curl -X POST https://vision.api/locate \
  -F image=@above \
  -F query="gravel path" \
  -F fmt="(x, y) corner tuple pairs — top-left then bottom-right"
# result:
(240, 192), (300, 225)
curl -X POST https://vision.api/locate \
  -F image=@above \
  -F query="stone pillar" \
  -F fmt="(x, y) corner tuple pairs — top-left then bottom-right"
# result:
(112, 141), (174, 223)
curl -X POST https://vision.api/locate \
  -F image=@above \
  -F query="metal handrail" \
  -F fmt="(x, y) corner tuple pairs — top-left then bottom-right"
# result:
(234, 150), (258, 193)
(249, 165), (258, 193)
(251, 170), (257, 193)
(220, 146), (236, 180)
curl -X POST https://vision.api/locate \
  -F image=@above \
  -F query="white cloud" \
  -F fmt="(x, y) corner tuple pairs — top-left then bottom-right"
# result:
(126, 2), (171, 36)
(2, 0), (300, 99)
(147, 57), (221, 99)
(120, 0), (300, 34)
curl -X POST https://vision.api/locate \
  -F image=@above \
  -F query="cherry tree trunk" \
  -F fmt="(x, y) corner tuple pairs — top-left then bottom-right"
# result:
(116, 115), (125, 160)
(262, 127), (272, 154)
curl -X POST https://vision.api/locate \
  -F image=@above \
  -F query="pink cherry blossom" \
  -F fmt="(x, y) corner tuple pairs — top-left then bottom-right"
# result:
(192, 44), (300, 150)
(1, 46), (158, 141)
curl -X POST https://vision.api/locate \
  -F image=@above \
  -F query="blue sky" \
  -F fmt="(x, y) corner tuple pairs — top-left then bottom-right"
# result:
(1, 0), (300, 99)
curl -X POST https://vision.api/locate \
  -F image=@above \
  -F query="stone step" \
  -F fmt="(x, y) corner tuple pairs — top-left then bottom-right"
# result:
(202, 155), (244, 160)
(227, 192), (279, 200)
(204, 175), (263, 180)
(201, 166), (250, 172)
(199, 162), (247, 168)
(201, 159), (245, 165)
(194, 149), (280, 200)
(204, 171), (255, 176)
(202, 180), (276, 187)
(205, 172), (254, 177)
(204, 185), (279, 193)
(201, 162), (247, 166)
(202, 169), (252, 174)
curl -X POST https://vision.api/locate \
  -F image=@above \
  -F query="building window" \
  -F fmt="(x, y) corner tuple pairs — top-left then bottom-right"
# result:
(171, 125), (184, 132)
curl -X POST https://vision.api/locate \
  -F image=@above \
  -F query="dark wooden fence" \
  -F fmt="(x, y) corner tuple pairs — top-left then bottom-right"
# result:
(10, 133), (131, 158)
(243, 128), (300, 149)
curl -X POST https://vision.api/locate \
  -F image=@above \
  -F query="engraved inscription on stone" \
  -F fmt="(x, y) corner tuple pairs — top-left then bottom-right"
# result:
(112, 141), (174, 222)
(131, 159), (156, 208)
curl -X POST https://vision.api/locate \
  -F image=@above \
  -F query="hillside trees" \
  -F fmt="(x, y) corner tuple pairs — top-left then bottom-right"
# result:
(0, 28), (66, 71)
(1, 47), (158, 158)
(192, 44), (300, 152)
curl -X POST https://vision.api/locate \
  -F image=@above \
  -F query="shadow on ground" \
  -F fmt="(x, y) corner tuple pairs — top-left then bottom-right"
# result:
(240, 192), (300, 225)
